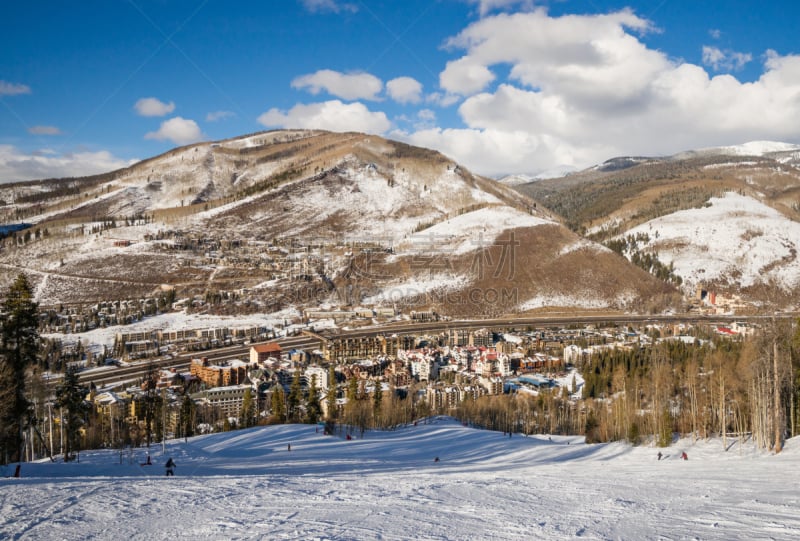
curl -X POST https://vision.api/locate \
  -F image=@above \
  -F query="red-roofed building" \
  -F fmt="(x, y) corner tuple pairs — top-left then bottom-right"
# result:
(250, 342), (282, 364)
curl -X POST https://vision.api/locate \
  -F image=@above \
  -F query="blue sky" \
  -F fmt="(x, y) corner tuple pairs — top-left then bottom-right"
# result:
(2, 0), (799, 181)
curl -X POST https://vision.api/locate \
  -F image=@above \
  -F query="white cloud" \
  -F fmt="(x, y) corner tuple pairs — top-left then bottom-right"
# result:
(28, 125), (62, 136)
(0, 80), (31, 96)
(418, 109), (436, 122)
(257, 100), (391, 134)
(440, 57), (496, 95)
(0, 145), (137, 183)
(702, 46), (752, 72)
(441, 9), (657, 98)
(415, 109), (437, 130)
(386, 77), (423, 104)
(709, 28), (722, 40)
(144, 117), (204, 145)
(292, 69), (383, 101)
(299, 0), (357, 14)
(404, 10), (800, 177)
(134, 97), (176, 117)
(396, 109), (438, 131)
(206, 110), (235, 122)
(399, 127), (608, 178)
(426, 92), (462, 107)
(465, 0), (537, 17)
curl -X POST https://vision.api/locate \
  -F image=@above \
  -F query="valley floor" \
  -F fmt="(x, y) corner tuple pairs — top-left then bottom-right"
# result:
(1, 419), (798, 540)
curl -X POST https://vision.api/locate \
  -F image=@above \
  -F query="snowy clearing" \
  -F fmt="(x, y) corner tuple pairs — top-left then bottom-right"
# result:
(2, 419), (798, 540)
(626, 192), (800, 290)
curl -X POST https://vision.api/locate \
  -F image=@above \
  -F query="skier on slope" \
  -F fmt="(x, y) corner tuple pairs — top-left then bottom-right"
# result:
(165, 457), (176, 476)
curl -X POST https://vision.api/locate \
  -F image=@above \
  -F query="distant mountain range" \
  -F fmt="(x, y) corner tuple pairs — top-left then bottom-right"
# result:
(2, 131), (798, 315)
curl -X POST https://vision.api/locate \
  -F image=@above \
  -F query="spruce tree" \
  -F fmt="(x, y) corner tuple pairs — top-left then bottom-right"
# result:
(271, 385), (286, 423)
(55, 365), (88, 461)
(239, 388), (256, 428)
(306, 375), (321, 425)
(372, 378), (383, 427)
(0, 273), (39, 464)
(179, 395), (195, 439)
(326, 365), (337, 421)
(141, 362), (158, 447)
(288, 370), (302, 422)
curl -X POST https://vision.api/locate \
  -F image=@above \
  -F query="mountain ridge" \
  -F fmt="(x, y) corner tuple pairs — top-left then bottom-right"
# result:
(515, 141), (800, 308)
(0, 130), (676, 316)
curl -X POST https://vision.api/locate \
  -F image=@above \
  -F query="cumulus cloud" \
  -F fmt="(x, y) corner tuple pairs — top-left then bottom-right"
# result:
(299, 0), (357, 14)
(206, 110), (235, 122)
(144, 117), (204, 145)
(702, 46), (752, 72)
(400, 9), (800, 177)
(386, 77), (423, 104)
(0, 80), (31, 96)
(440, 9), (656, 98)
(28, 125), (62, 135)
(400, 127), (609, 178)
(440, 57), (496, 96)
(257, 100), (391, 134)
(709, 28), (722, 40)
(0, 145), (137, 183)
(292, 69), (383, 101)
(134, 97), (176, 117)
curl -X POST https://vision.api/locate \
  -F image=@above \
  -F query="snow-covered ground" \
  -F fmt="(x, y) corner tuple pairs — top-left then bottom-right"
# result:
(2, 419), (798, 540)
(626, 192), (800, 290)
(519, 289), (634, 311)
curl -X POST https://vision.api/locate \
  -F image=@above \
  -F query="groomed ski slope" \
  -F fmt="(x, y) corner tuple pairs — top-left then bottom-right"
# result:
(1, 418), (798, 540)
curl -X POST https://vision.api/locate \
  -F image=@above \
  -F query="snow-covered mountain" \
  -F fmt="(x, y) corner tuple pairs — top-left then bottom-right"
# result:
(626, 192), (800, 292)
(0, 130), (675, 316)
(516, 140), (800, 307)
(676, 140), (800, 159)
(3, 419), (799, 540)
(498, 164), (578, 186)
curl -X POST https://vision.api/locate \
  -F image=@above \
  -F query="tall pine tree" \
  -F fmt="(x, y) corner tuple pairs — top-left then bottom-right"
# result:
(271, 385), (286, 423)
(288, 370), (302, 422)
(372, 378), (383, 427)
(55, 365), (88, 462)
(179, 394), (195, 440)
(306, 375), (321, 425)
(0, 273), (39, 464)
(239, 388), (256, 428)
(326, 365), (337, 422)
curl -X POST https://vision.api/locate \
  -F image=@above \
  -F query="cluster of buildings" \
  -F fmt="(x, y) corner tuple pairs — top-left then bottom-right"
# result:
(693, 286), (752, 315)
(39, 298), (166, 335)
(113, 324), (271, 358)
(84, 318), (757, 441)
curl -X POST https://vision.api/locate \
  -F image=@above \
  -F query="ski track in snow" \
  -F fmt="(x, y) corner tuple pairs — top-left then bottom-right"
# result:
(2, 419), (799, 540)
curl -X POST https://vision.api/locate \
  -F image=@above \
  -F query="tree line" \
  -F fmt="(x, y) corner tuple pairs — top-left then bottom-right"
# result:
(451, 325), (799, 452)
